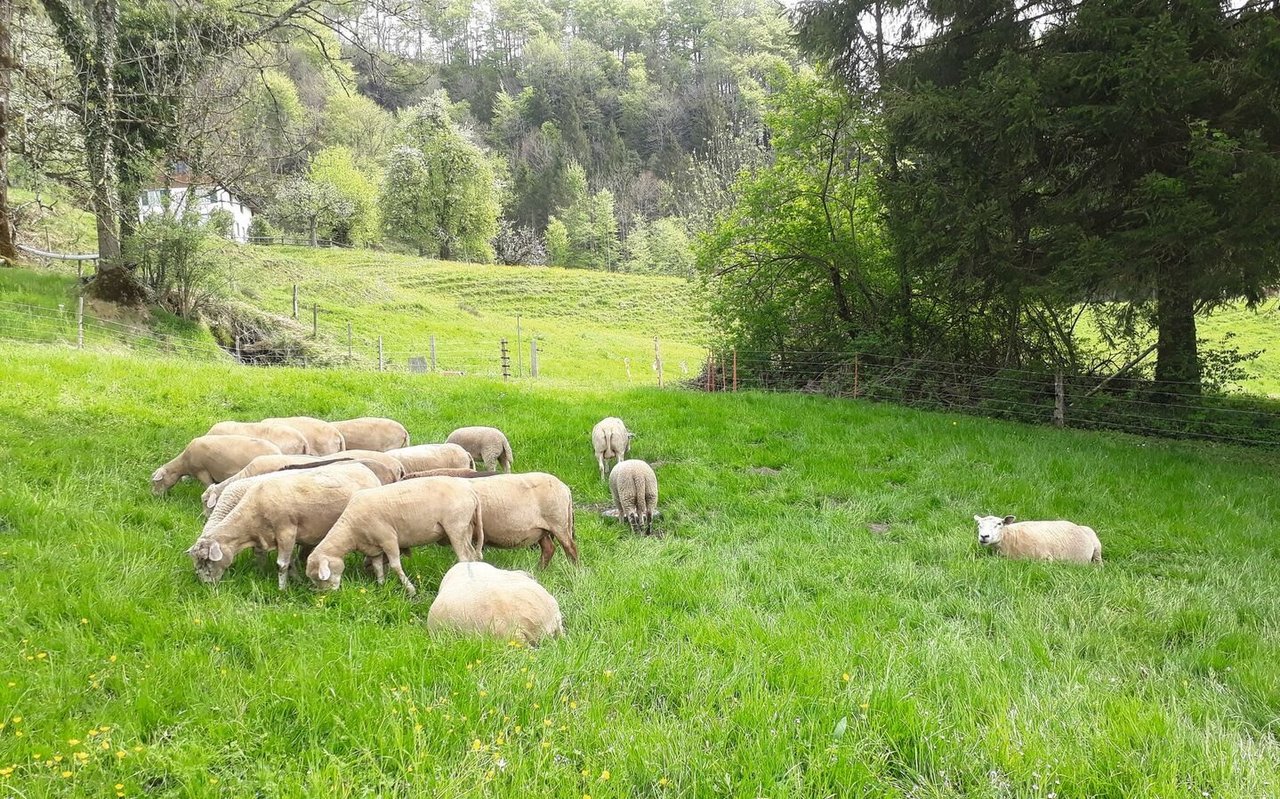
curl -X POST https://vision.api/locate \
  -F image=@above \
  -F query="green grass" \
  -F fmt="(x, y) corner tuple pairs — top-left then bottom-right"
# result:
(1, 344), (1278, 797)
(231, 246), (708, 383)
(1198, 300), (1280, 396)
(9, 187), (98, 256)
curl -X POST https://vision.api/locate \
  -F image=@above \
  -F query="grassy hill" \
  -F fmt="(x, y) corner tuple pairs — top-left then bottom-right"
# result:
(1, 345), (1277, 797)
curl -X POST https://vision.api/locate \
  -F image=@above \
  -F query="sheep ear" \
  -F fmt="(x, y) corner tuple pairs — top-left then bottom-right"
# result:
(1002, 515), (1016, 525)
(318, 559), (331, 581)
(973, 514), (981, 522)
(208, 541), (224, 562)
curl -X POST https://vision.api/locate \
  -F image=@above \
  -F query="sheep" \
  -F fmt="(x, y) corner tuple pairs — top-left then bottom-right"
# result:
(464, 472), (578, 569)
(199, 451), (404, 514)
(200, 453), (319, 512)
(404, 468), (500, 479)
(609, 459), (658, 536)
(445, 426), (513, 473)
(262, 416), (346, 455)
(187, 461), (382, 589)
(151, 434), (282, 496)
(386, 443), (473, 473)
(427, 561), (564, 645)
(306, 477), (484, 596)
(973, 515), (1102, 564)
(332, 417), (410, 451)
(207, 421), (311, 455)
(591, 416), (633, 479)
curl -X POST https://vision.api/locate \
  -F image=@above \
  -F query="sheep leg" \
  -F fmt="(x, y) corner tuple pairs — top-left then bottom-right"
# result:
(597, 452), (607, 480)
(371, 554), (386, 585)
(384, 549), (416, 597)
(254, 547), (270, 573)
(538, 534), (556, 569)
(276, 528), (299, 591)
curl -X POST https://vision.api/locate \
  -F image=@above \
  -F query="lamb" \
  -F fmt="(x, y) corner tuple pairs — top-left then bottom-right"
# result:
(973, 515), (1102, 564)
(386, 443), (473, 473)
(306, 477), (484, 596)
(332, 417), (410, 451)
(445, 426), (513, 473)
(465, 472), (579, 568)
(263, 416), (346, 455)
(427, 562), (564, 645)
(591, 416), (633, 479)
(151, 434), (282, 495)
(187, 462), (382, 589)
(207, 421), (311, 455)
(609, 459), (658, 536)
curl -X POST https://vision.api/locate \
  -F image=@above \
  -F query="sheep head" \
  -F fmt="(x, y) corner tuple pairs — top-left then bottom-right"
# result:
(187, 537), (230, 584)
(306, 553), (345, 591)
(974, 514), (1017, 547)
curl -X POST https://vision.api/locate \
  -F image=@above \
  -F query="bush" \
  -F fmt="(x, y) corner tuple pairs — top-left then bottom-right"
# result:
(126, 214), (230, 319)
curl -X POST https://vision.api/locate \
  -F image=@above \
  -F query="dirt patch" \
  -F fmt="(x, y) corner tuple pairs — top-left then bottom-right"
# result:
(867, 522), (891, 536)
(748, 466), (781, 476)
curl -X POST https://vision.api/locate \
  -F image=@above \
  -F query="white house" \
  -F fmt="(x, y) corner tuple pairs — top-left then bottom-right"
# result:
(138, 169), (253, 243)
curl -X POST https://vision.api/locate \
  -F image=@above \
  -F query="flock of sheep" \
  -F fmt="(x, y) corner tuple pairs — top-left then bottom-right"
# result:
(152, 415), (661, 644)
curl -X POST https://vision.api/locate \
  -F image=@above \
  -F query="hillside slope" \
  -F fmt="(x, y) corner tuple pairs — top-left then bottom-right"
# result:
(1, 345), (1277, 797)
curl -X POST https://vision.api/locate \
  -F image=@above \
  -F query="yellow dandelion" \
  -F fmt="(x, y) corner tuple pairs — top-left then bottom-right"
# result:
(209, 777), (219, 784)
(67, 739), (80, 746)
(81, 618), (88, 624)
(583, 794), (592, 799)
(32, 754), (41, 760)
(116, 750), (127, 759)
(115, 784), (124, 790)
(100, 741), (110, 750)
(74, 752), (88, 761)
(569, 701), (578, 710)
(603, 670), (614, 678)
(600, 770), (611, 781)
(10, 716), (20, 724)
(543, 719), (552, 727)
(61, 770), (73, 778)
(859, 702), (869, 710)
(414, 724), (423, 732)
(514, 725), (523, 734)
(53, 755), (63, 763)
(659, 777), (669, 787)
(472, 739), (483, 751)
(109, 655), (117, 663)
(14, 731), (23, 738)
(533, 703), (540, 709)
(479, 690), (488, 697)
(581, 769), (590, 777)
(117, 793), (124, 798)
(525, 681), (533, 689)
(842, 673), (850, 682)
(37, 652), (47, 659)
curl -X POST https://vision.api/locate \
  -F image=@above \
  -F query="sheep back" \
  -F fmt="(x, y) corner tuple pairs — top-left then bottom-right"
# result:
(997, 521), (1102, 564)
(207, 421), (311, 455)
(263, 416), (346, 455)
(446, 426), (513, 472)
(332, 417), (410, 451)
(427, 561), (564, 645)
(467, 472), (578, 567)
(386, 443), (474, 473)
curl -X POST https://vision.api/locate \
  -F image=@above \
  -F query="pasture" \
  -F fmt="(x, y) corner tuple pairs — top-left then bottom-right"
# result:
(1, 345), (1277, 797)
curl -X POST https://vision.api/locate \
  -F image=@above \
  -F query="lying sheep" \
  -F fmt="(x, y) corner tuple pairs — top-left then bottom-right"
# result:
(591, 417), (633, 479)
(332, 417), (410, 451)
(973, 515), (1102, 564)
(464, 472), (578, 568)
(445, 426), (513, 473)
(609, 459), (658, 536)
(263, 416), (346, 455)
(207, 421), (311, 455)
(427, 562), (564, 645)
(187, 462), (381, 589)
(306, 476), (484, 596)
(200, 453), (319, 513)
(151, 434), (282, 496)
(386, 443), (473, 473)
(404, 468), (500, 479)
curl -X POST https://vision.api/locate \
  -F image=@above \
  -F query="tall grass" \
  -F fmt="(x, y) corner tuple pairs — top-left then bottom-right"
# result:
(0, 345), (1277, 797)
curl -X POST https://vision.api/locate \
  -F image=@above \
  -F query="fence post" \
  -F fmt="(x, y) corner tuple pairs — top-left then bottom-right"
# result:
(347, 321), (352, 361)
(312, 303), (318, 338)
(530, 338), (539, 378)
(1054, 370), (1065, 428)
(76, 296), (84, 349)
(378, 336), (384, 372)
(516, 314), (522, 378)
(854, 354), (860, 398)
(501, 338), (510, 381)
(706, 351), (714, 392)
(654, 338), (663, 387)
(429, 335), (437, 372)
(235, 335), (241, 361)
(292, 284), (299, 319)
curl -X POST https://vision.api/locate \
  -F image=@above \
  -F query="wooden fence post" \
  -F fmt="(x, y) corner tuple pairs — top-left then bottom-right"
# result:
(655, 337), (663, 388)
(235, 335), (241, 360)
(1054, 370), (1065, 428)
(733, 349), (738, 392)
(624, 357), (632, 381)
(501, 338), (510, 381)
(516, 314), (522, 378)
(530, 338), (539, 378)
(347, 321), (352, 361)
(378, 336), (384, 372)
(429, 335), (437, 371)
(312, 303), (318, 337)
(76, 296), (84, 349)
(292, 284), (299, 319)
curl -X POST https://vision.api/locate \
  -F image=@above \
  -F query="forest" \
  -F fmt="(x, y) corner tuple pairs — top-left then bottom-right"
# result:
(2, 0), (1279, 396)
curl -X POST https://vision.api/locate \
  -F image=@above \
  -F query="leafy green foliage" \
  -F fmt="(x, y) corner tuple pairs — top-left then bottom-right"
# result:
(273, 178), (354, 247)
(308, 147), (379, 247)
(124, 212), (231, 319)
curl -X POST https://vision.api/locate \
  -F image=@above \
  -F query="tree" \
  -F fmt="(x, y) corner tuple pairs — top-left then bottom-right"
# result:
(0, 0), (17, 264)
(380, 93), (500, 261)
(274, 178), (354, 247)
(545, 215), (570, 265)
(308, 146), (378, 246)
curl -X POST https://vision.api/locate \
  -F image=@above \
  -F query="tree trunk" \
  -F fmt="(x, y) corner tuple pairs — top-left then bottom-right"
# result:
(440, 240), (452, 261)
(309, 217), (318, 247)
(1154, 268), (1200, 395)
(0, 0), (19, 265)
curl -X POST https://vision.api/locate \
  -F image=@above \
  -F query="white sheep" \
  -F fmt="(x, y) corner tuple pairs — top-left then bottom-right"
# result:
(201, 449), (407, 514)
(427, 562), (564, 645)
(263, 416), (346, 455)
(200, 453), (318, 512)
(591, 416), (633, 479)
(609, 459), (658, 536)
(973, 515), (1102, 564)
(306, 476), (484, 596)
(187, 462), (382, 588)
(151, 434), (282, 495)
(207, 421), (311, 455)
(386, 443), (473, 473)
(459, 472), (578, 568)
(332, 417), (410, 451)
(445, 426), (513, 472)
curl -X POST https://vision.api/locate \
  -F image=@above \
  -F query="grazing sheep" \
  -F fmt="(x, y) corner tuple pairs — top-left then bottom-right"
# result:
(332, 417), (410, 451)
(200, 453), (319, 513)
(187, 462), (381, 588)
(445, 426), (513, 472)
(306, 477), (484, 596)
(386, 443), (473, 473)
(207, 421), (311, 455)
(427, 562), (564, 645)
(151, 434), (282, 496)
(404, 468), (500, 479)
(591, 417), (633, 479)
(973, 515), (1102, 564)
(609, 459), (658, 535)
(465, 472), (578, 568)
(263, 416), (346, 455)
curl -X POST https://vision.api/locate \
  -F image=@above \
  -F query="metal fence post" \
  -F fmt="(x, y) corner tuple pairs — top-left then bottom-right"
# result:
(530, 338), (539, 378)
(501, 338), (510, 381)
(429, 335), (437, 372)
(76, 296), (84, 349)
(1054, 370), (1065, 427)
(655, 337), (663, 388)
(378, 336), (384, 372)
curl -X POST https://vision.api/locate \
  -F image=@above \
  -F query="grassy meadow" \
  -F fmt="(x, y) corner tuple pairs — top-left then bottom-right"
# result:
(1, 344), (1278, 797)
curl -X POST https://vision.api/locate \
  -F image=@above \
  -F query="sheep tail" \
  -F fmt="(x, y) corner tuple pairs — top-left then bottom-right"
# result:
(556, 491), (580, 564)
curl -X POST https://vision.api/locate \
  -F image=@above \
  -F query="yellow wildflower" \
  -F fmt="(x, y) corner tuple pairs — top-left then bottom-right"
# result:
(842, 673), (850, 682)
(61, 770), (72, 778)
(81, 618), (88, 624)
(109, 655), (117, 663)
(600, 770), (611, 781)
(659, 777), (669, 786)
(115, 784), (124, 790)
(10, 716), (20, 724)
(67, 739), (80, 746)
